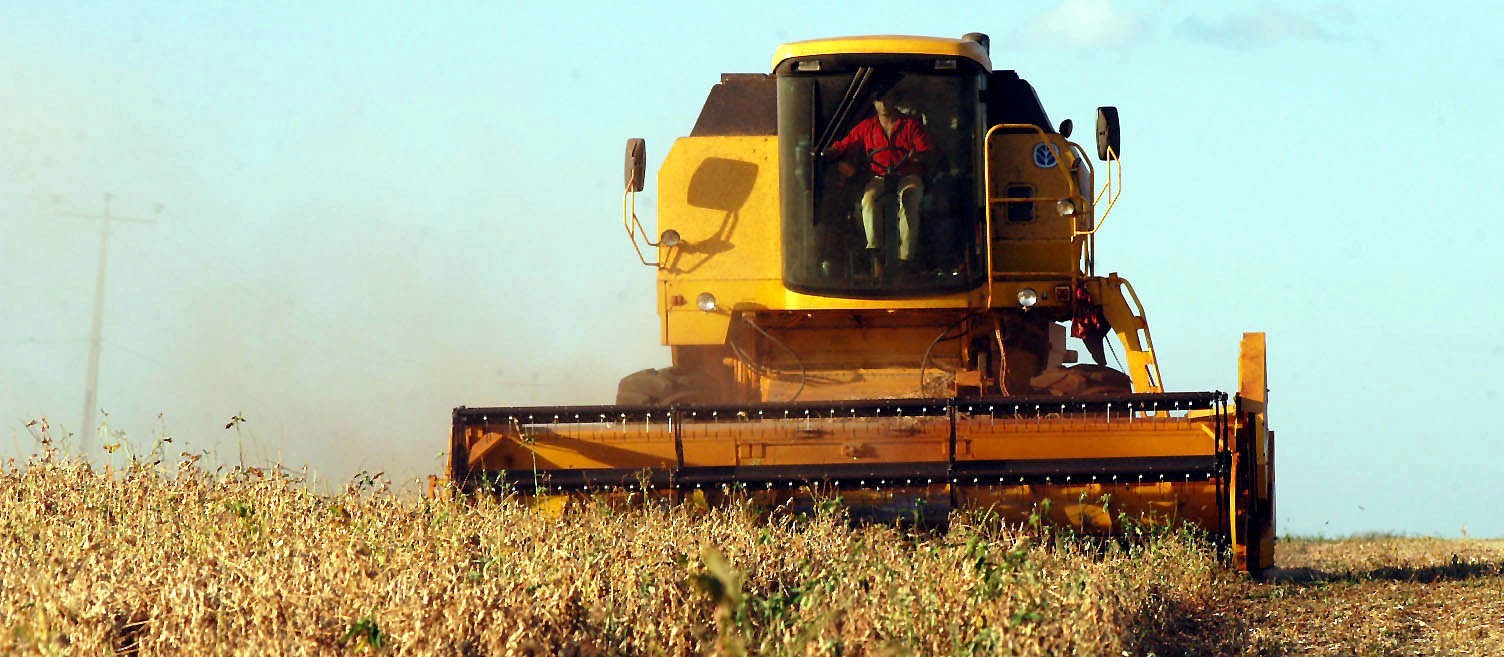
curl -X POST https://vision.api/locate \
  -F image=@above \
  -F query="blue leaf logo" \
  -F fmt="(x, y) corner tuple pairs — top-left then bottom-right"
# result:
(1032, 143), (1058, 168)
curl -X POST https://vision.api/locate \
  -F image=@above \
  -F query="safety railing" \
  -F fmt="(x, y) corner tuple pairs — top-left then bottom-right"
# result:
(1114, 276), (1165, 394)
(981, 123), (1090, 307)
(1078, 143), (1121, 236)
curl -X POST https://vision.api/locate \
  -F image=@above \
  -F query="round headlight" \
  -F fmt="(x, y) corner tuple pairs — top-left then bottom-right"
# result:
(1056, 199), (1076, 216)
(659, 229), (682, 248)
(695, 292), (717, 312)
(1017, 288), (1039, 308)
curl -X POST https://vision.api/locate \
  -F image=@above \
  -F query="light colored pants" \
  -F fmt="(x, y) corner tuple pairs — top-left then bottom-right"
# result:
(860, 174), (923, 261)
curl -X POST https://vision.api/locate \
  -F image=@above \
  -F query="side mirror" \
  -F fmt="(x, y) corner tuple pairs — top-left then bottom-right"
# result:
(625, 138), (646, 192)
(1095, 107), (1120, 160)
(1058, 118), (1073, 139)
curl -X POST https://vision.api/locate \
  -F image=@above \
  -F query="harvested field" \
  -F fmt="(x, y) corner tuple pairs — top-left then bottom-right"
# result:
(1244, 537), (1504, 655)
(2, 446), (1500, 656)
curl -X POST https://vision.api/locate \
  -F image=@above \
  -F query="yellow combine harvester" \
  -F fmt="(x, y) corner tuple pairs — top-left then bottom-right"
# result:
(450, 34), (1276, 572)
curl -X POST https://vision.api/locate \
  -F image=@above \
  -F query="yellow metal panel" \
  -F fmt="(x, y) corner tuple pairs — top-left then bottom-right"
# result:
(987, 136), (1080, 215)
(677, 427), (741, 469)
(751, 425), (949, 467)
(958, 430), (1212, 460)
(989, 243), (1076, 278)
(1238, 331), (1274, 570)
(782, 288), (981, 310)
(957, 417), (1216, 461)
(663, 280), (771, 346)
(662, 278), (987, 347)
(986, 132), (1083, 278)
(755, 437), (946, 466)
(680, 415), (949, 467)
(466, 424), (678, 472)
(655, 136), (781, 345)
(772, 35), (991, 70)
(656, 137), (782, 282)
(474, 415), (1218, 475)
(1240, 332), (1268, 415)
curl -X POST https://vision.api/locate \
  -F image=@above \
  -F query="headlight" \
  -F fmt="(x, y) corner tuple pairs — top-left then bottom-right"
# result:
(659, 229), (682, 247)
(1017, 288), (1038, 308)
(1056, 199), (1076, 216)
(695, 292), (717, 312)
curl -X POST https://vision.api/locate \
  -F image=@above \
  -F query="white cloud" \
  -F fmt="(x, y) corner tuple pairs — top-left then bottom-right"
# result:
(1177, 5), (1352, 48)
(1021, 0), (1148, 49)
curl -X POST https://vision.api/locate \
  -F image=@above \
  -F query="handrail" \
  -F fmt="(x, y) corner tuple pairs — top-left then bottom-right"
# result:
(1118, 276), (1164, 391)
(1077, 145), (1122, 236)
(982, 123), (1091, 307)
(1065, 142), (1097, 274)
(621, 184), (661, 268)
(982, 127), (997, 308)
(983, 123), (1083, 197)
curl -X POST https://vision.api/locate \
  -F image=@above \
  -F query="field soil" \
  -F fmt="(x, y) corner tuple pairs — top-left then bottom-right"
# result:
(2, 451), (1500, 656)
(1240, 537), (1504, 655)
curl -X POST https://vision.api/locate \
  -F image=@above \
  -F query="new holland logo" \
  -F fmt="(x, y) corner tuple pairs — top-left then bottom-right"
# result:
(1032, 142), (1058, 168)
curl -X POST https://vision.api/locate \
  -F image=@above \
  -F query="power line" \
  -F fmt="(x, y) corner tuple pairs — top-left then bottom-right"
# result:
(53, 193), (161, 459)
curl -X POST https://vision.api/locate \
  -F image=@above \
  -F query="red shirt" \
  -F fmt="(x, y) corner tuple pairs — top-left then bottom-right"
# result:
(828, 115), (934, 176)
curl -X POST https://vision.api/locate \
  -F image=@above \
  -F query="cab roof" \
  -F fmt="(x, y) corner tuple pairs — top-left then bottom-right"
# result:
(772, 35), (992, 72)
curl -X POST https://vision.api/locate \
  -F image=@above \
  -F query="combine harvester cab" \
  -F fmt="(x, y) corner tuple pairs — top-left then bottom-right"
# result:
(451, 34), (1276, 572)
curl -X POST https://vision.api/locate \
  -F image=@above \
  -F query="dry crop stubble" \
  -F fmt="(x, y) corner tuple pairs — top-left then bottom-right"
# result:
(1, 439), (1252, 656)
(1242, 536), (1504, 655)
(7, 426), (1501, 654)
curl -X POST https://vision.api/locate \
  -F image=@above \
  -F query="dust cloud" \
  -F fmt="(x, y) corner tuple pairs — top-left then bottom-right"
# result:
(0, 29), (664, 489)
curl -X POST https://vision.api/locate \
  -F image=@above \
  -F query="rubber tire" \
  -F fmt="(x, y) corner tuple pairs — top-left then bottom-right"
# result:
(615, 367), (715, 406)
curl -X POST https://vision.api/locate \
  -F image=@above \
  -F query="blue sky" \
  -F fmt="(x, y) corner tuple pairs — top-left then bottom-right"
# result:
(1, 1), (1501, 536)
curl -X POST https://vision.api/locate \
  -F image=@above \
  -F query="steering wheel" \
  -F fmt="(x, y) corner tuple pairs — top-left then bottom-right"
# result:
(867, 145), (915, 177)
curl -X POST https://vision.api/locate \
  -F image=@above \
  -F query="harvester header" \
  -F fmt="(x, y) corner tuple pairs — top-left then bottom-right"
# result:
(452, 33), (1276, 573)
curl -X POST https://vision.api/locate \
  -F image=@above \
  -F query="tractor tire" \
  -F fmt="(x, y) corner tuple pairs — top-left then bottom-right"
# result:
(1029, 364), (1132, 396)
(615, 367), (716, 406)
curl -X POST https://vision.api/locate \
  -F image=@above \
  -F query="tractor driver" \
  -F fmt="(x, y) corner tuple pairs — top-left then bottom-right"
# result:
(824, 93), (935, 272)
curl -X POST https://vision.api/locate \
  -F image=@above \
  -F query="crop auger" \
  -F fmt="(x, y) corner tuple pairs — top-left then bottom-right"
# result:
(449, 34), (1275, 573)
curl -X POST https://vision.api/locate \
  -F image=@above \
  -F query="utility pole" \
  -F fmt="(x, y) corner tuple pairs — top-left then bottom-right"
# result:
(55, 193), (160, 457)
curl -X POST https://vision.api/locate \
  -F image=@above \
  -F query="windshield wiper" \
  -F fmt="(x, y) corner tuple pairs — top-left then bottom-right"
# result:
(815, 66), (872, 154)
